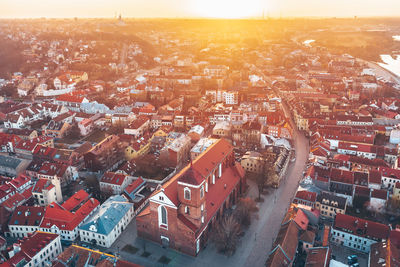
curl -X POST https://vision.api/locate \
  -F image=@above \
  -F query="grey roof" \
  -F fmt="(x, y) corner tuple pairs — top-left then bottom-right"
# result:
(79, 195), (133, 236)
(0, 155), (23, 169)
(81, 101), (110, 114)
(316, 191), (347, 210)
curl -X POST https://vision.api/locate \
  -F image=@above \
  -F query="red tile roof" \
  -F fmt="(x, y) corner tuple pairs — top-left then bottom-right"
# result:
(330, 168), (354, 184)
(379, 167), (400, 179)
(33, 145), (57, 159)
(338, 142), (376, 153)
(53, 244), (142, 267)
(38, 162), (68, 177)
(100, 172), (128, 186)
(370, 189), (388, 200)
(354, 186), (370, 197)
(15, 136), (53, 152)
(56, 94), (86, 103)
(179, 166), (204, 186)
(334, 213), (390, 240)
(2, 193), (26, 210)
(0, 132), (22, 147)
(6, 231), (59, 266)
(353, 171), (368, 185)
(390, 229), (400, 249)
(369, 170), (382, 184)
(9, 174), (31, 191)
(41, 196), (99, 231)
(127, 116), (150, 130)
(305, 247), (330, 267)
(79, 118), (93, 127)
(293, 209), (309, 231)
(0, 184), (15, 200)
(124, 177), (145, 194)
(9, 206), (45, 226)
(294, 190), (317, 203)
(32, 178), (54, 193)
(61, 190), (90, 211)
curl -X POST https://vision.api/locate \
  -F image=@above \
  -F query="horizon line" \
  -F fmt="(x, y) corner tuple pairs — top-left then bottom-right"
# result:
(1, 15), (400, 20)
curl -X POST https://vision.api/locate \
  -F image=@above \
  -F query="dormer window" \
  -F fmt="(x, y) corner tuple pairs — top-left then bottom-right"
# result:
(184, 187), (191, 200)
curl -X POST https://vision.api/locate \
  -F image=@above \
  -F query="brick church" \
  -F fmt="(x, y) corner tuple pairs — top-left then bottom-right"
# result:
(136, 138), (246, 256)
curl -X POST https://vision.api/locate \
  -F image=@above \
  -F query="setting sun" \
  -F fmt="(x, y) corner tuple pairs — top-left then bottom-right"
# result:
(191, 0), (264, 18)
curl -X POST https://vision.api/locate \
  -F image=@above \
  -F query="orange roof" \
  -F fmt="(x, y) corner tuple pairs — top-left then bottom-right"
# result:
(41, 194), (99, 231)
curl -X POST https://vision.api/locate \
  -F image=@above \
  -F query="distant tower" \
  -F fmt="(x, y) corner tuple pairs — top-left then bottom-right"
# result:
(117, 13), (126, 26)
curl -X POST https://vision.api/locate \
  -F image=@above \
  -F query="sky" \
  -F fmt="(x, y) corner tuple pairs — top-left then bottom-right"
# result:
(1, 0), (400, 18)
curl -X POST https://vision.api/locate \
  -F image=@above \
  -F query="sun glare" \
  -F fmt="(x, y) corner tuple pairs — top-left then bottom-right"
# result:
(191, 0), (264, 19)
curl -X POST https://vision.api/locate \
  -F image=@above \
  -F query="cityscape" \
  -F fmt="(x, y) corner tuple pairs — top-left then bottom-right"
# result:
(0, 1), (400, 267)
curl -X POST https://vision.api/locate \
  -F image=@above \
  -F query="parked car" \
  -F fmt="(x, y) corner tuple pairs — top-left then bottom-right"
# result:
(347, 255), (358, 265)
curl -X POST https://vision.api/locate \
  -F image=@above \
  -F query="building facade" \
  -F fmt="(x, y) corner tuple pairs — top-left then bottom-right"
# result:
(136, 138), (246, 256)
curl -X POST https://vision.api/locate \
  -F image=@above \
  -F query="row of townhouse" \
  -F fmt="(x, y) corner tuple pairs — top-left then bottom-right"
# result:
(4, 103), (68, 129)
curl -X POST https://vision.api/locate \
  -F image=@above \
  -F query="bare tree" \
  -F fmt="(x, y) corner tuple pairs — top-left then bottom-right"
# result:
(234, 197), (258, 227)
(211, 215), (241, 256)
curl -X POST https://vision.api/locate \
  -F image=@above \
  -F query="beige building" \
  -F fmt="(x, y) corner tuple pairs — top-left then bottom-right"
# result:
(316, 191), (347, 219)
(212, 121), (232, 138)
(393, 182), (400, 202)
(240, 151), (275, 174)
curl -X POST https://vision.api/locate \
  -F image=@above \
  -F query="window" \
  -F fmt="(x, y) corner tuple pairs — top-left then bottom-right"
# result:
(185, 206), (190, 214)
(200, 185), (204, 199)
(184, 187), (191, 200)
(159, 206), (168, 226)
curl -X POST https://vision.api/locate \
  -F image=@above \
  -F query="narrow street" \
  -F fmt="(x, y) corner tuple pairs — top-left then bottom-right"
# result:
(242, 126), (308, 267)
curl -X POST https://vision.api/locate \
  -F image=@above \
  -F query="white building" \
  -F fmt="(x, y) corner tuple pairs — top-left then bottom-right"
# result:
(380, 167), (400, 189)
(32, 178), (62, 206)
(124, 116), (150, 137)
(223, 91), (239, 105)
(390, 129), (400, 144)
(99, 172), (134, 195)
(330, 213), (390, 253)
(39, 190), (99, 242)
(8, 206), (45, 238)
(6, 231), (62, 267)
(79, 195), (134, 248)
(205, 90), (238, 105)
